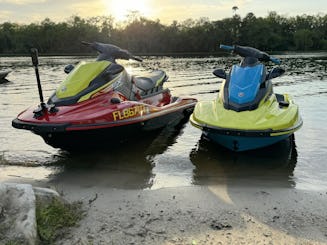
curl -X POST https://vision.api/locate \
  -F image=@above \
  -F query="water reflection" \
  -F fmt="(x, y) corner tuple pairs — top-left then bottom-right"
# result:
(190, 136), (298, 188)
(47, 121), (189, 189)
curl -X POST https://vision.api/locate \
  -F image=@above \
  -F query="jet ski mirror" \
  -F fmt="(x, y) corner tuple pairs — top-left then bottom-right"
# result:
(213, 69), (227, 79)
(267, 67), (285, 80)
(64, 64), (75, 74)
(132, 56), (143, 62)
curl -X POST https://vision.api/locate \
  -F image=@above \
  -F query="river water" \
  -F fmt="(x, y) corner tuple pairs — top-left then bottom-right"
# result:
(0, 53), (326, 191)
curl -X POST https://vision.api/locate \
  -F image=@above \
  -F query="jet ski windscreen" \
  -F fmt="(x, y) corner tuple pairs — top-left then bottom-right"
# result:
(228, 64), (265, 105)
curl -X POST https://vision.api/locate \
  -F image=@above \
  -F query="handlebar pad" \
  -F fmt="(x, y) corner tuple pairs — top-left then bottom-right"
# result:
(220, 44), (280, 64)
(220, 44), (234, 51)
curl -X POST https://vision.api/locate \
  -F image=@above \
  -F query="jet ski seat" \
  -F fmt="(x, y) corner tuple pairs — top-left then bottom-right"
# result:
(134, 70), (166, 91)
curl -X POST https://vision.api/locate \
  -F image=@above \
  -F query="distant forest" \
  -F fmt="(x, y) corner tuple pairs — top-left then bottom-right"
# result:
(0, 11), (326, 55)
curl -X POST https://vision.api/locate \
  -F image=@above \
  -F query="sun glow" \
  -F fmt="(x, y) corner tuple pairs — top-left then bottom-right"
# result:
(103, 0), (151, 21)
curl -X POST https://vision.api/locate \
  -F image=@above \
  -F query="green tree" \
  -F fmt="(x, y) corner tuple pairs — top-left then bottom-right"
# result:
(0, 13), (326, 54)
(293, 29), (314, 50)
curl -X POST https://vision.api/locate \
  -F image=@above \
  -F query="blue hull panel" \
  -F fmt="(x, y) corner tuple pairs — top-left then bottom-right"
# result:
(204, 131), (291, 152)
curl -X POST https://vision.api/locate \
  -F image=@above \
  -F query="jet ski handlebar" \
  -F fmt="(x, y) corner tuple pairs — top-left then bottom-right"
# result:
(82, 41), (143, 63)
(219, 44), (281, 65)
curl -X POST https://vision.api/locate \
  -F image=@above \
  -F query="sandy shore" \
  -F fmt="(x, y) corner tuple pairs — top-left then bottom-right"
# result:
(56, 184), (327, 245)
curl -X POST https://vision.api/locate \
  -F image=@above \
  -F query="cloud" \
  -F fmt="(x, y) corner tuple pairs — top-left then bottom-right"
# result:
(68, 0), (106, 17)
(0, 10), (12, 21)
(151, 1), (239, 23)
(0, 0), (47, 5)
(0, 0), (325, 24)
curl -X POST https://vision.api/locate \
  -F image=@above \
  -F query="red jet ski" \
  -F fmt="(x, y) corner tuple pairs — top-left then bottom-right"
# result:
(12, 42), (197, 150)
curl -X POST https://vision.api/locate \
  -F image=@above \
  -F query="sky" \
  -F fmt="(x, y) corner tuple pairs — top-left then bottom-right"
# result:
(0, 0), (326, 24)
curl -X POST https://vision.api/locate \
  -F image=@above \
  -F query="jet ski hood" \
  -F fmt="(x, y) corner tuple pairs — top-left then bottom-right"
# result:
(56, 61), (111, 99)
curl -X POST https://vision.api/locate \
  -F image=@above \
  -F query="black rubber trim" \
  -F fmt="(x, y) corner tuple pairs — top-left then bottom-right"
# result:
(12, 118), (69, 133)
(204, 126), (272, 137)
(192, 118), (303, 137)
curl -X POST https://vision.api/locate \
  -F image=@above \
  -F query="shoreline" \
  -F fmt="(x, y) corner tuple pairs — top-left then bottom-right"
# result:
(56, 184), (327, 244)
(1, 50), (326, 58)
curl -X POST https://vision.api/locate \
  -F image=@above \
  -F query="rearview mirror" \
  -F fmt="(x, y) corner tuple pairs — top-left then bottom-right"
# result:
(213, 69), (227, 79)
(64, 64), (74, 74)
(267, 67), (285, 80)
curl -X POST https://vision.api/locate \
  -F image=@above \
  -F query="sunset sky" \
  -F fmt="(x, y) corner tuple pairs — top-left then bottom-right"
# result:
(0, 0), (326, 24)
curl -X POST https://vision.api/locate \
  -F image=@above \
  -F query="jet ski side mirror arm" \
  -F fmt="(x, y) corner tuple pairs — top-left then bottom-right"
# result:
(213, 69), (227, 79)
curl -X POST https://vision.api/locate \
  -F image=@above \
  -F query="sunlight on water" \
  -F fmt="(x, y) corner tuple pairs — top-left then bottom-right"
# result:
(1, 53), (326, 191)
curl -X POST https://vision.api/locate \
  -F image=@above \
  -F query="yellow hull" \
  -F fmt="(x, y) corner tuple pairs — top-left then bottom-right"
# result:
(190, 92), (302, 151)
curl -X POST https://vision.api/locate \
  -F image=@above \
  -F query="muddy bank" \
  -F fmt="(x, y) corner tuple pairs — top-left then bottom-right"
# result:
(57, 185), (327, 244)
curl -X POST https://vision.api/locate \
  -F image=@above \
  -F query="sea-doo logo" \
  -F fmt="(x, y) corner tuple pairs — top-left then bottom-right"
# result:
(238, 92), (245, 97)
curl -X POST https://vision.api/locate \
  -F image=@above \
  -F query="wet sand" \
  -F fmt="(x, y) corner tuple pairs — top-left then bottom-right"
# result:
(1, 134), (326, 244)
(56, 184), (327, 245)
(1, 136), (327, 244)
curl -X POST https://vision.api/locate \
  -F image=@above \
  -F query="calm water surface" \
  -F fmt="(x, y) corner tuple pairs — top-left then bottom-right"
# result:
(0, 53), (326, 191)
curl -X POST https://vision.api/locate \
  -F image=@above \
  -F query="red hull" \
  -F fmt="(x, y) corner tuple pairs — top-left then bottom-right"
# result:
(12, 91), (197, 149)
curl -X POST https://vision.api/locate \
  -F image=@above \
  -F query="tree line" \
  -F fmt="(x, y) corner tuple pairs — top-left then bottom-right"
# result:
(0, 12), (326, 55)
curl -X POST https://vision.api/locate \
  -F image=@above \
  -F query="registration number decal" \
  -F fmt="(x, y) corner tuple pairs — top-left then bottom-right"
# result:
(112, 105), (149, 121)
